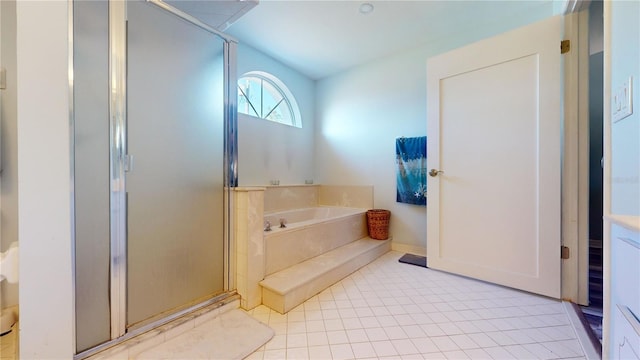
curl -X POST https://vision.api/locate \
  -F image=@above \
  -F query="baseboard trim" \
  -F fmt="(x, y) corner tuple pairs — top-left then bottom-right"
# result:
(391, 242), (426, 257)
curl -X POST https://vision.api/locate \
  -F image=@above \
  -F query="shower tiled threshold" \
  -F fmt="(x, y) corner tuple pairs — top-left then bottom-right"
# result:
(85, 296), (274, 360)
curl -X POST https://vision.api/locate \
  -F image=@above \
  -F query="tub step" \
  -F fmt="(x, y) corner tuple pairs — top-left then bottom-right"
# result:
(259, 237), (391, 314)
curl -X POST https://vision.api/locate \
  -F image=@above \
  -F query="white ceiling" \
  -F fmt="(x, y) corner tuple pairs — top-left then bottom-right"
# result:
(225, 0), (555, 80)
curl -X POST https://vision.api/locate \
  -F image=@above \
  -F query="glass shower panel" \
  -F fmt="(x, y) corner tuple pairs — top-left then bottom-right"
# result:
(126, 0), (226, 327)
(73, 0), (111, 352)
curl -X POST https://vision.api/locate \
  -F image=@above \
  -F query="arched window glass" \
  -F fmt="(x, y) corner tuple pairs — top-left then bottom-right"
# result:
(237, 71), (301, 128)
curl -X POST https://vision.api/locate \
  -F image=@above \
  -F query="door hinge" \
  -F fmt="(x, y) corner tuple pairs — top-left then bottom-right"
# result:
(561, 40), (571, 54)
(561, 246), (570, 259)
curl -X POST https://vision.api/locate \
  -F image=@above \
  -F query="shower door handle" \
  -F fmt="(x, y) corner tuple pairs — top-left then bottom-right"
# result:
(124, 154), (134, 173)
(429, 169), (444, 177)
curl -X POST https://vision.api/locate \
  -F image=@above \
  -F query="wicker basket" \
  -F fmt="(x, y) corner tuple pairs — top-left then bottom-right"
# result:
(366, 209), (391, 240)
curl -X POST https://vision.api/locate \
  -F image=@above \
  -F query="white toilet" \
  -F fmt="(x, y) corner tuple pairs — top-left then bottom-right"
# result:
(0, 242), (18, 335)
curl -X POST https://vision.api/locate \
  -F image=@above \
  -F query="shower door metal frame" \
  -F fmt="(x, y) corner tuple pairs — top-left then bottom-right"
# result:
(109, 0), (128, 339)
(108, 0), (238, 344)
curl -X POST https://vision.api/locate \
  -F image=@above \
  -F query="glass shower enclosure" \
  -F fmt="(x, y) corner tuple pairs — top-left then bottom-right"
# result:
(73, 0), (236, 354)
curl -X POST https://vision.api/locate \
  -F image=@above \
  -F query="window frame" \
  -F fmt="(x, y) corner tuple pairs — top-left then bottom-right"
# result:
(237, 71), (302, 128)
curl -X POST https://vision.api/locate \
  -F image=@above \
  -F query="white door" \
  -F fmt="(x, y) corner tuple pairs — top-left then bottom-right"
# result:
(426, 16), (562, 298)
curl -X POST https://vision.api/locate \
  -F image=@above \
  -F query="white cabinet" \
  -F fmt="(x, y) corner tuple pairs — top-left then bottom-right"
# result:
(612, 305), (640, 360)
(609, 221), (640, 359)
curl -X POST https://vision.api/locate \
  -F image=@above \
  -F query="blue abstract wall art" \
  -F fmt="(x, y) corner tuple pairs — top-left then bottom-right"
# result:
(396, 136), (427, 206)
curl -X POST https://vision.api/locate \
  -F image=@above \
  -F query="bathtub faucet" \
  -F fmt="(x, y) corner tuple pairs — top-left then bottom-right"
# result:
(264, 221), (272, 232)
(279, 218), (287, 228)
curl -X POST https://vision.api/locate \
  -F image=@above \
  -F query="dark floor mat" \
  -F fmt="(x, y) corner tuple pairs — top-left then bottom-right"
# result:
(399, 253), (427, 268)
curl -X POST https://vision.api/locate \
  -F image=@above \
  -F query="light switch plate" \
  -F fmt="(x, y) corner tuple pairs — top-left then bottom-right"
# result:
(613, 76), (633, 123)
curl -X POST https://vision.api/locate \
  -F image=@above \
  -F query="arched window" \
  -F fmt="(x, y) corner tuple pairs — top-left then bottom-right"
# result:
(237, 71), (302, 128)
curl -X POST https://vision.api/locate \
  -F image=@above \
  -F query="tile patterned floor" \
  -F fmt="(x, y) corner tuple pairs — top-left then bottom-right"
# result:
(244, 251), (587, 360)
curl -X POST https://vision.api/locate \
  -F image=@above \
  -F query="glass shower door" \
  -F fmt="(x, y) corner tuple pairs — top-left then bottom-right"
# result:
(126, 0), (226, 328)
(74, 0), (111, 352)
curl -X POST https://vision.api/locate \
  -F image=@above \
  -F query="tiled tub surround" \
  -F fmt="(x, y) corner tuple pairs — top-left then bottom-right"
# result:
(261, 238), (391, 314)
(264, 185), (374, 213)
(234, 188), (267, 310)
(234, 185), (379, 312)
(263, 207), (368, 275)
(264, 185), (319, 213)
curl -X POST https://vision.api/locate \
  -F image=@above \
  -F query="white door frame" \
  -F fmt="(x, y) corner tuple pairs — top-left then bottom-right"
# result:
(561, 4), (591, 306)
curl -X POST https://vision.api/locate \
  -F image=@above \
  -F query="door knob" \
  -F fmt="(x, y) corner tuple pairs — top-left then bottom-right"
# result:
(429, 169), (444, 177)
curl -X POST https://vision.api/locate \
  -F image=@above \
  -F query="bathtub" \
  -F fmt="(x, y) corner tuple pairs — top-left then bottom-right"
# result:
(263, 206), (368, 275)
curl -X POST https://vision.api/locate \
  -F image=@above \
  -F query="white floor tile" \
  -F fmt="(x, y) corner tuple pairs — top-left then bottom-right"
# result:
(431, 336), (460, 352)
(521, 342), (560, 360)
(384, 325), (408, 340)
(376, 315), (398, 327)
(449, 334), (479, 350)
(411, 337), (439, 353)
(346, 329), (369, 343)
(323, 309), (341, 320)
(463, 347), (494, 360)
(503, 344), (537, 358)
(327, 330), (350, 345)
(359, 316), (381, 329)
(342, 317), (362, 329)
(443, 349), (471, 359)
(307, 345), (332, 359)
(542, 340), (585, 358)
(365, 327), (389, 341)
(422, 351), (448, 359)
(324, 318), (344, 331)
(264, 334), (287, 350)
(351, 342), (377, 358)
(269, 312), (288, 324)
(402, 324), (428, 339)
(483, 346), (515, 359)
(395, 314), (418, 326)
(421, 323), (446, 337)
(455, 321), (482, 334)
(372, 340), (399, 357)
(269, 322), (288, 335)
(330, 343), (355, 360)
(286, 347), (309, 360)
(306, 331), (329, 347)
(437, 322), (464, 336)
(400, 354), (425, 360)
(286, 333), (308, 348)
(391, 338), (420, 355)
(305, 319), (326, 333)
(263, 349), (287, 360)
(133, 252), (591, 360)
(354, 307), (374, 317)
(287, 321), (307, 334)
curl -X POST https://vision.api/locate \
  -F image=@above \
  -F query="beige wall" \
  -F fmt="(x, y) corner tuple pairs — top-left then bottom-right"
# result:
(17, 1), (74, 358)
(237, 44), (316, 187)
